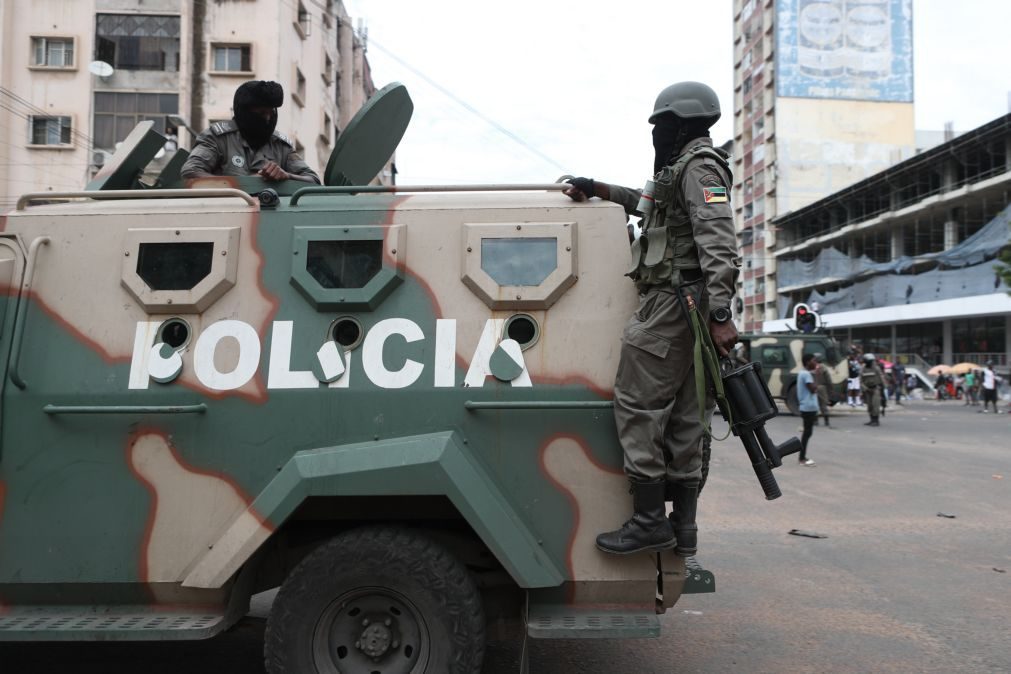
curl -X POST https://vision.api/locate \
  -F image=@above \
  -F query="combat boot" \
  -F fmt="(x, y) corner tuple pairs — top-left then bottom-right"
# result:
(596, 478), (676, 555)
(668, 480), (700, 557)
(864, 416), (879, 426)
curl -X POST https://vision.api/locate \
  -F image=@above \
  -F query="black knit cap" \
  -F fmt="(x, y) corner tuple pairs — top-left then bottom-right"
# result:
(233, 80), (284, 111)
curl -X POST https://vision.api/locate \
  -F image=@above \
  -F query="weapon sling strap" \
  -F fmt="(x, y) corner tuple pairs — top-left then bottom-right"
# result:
(681, 289), (733, 441)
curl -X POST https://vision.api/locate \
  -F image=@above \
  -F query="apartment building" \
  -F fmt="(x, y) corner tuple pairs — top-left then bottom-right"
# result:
(0, 0), (380, 208)
(731, 0), (916, 331)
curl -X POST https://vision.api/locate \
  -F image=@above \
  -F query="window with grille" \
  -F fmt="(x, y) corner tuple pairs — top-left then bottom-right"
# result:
(211, 44), (251, 72)
(93, 92), (178, 150)
(95, 14), (180, 72)
(29, 116), (72, 146)
(31, 37), (75, 68)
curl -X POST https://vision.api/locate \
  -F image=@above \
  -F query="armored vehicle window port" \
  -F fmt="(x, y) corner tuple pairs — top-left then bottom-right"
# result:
(504, 313), (539, 350)
(480, 237), (558, 286)
(306, 239), (383, 289)
(330, 316), (364, 350)
(137, 241), (214, 290)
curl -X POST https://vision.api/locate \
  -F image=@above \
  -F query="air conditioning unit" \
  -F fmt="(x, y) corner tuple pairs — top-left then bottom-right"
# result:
(92, 150), (112, 167)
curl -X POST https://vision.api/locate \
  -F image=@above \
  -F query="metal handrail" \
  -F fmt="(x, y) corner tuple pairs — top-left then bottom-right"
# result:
(290, 183), (572, 206)
(44, 404), (208, 415)
(9, 236), (50, 389)
(465, 400), (613, 411)
(15, 188), (258, 210)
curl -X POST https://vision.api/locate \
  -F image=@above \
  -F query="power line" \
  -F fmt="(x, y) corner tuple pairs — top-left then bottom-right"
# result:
(0, 86), (95, 151)
(366, 37), (568, 173)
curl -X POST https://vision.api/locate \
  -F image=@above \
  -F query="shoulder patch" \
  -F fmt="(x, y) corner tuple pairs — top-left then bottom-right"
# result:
(702, 186), (728, 204)
(699, 173), (723, 187)
(272, 131), (293, 148)
(210, 120), (238, 136)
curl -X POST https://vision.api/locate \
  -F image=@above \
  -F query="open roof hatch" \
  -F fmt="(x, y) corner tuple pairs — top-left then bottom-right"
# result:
(323, 82), (413, 186)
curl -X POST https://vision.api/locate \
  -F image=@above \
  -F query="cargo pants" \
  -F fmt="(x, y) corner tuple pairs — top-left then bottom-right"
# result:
(613, 281), (714, 483)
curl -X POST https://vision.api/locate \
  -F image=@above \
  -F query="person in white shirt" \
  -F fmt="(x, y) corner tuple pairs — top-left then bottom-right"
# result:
(980, 362), (1000, 414)
(796, 353), (820, 466)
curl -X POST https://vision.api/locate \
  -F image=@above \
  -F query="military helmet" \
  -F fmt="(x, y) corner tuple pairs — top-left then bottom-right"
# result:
(649, 81), (721, 124)
(863, 353), (876, 362)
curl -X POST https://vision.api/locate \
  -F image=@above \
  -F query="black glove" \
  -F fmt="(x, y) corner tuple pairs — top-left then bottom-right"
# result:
(567, 177), (595, 200)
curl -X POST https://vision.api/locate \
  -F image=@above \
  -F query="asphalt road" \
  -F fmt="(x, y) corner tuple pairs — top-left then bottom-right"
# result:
(1, 399), (1008, 673)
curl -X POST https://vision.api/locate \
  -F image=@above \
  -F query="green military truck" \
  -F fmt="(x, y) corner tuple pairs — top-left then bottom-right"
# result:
(738, 333), (848, 415)
(0, 85), (726, 672)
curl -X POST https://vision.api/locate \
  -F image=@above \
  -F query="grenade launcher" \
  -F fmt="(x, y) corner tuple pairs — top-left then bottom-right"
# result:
(717, 360), (801, 500)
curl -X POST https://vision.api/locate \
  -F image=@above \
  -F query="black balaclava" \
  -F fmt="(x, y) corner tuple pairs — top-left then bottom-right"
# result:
(233, 80), (283, 149)
(652, 114), (712, 174)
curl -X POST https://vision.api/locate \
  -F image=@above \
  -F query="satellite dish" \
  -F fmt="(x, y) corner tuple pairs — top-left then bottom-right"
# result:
(88, 61), (114, 77)
(323, 82), (413, 186)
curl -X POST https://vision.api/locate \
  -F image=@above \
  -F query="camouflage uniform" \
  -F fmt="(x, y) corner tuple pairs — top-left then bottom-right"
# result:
(180, 121), (321, 183)
(861, 363), (885, 421)
(607, 137), (741, 483)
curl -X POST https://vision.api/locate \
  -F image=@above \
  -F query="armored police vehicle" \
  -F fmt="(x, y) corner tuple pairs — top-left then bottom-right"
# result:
(0, 84), (729, 672)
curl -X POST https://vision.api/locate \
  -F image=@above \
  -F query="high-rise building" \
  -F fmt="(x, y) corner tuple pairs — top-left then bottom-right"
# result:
(0, 0), (381, 209)
(731, 0), (916, 331)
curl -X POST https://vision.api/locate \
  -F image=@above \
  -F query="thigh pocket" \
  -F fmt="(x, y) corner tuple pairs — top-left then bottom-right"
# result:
(635, 293), (659, 323)
(625, 327), (670, 359)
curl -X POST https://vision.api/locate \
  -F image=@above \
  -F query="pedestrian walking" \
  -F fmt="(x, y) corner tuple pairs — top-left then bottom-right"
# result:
(893, 363), (906, 404)
(861, 353), (885, 426)
(797, 353), (819, 466)
(963, 370), (975, 405)
(814, 353), (832, 427)
(980, 362), (1001, 414)
(847, 354), (862, 406)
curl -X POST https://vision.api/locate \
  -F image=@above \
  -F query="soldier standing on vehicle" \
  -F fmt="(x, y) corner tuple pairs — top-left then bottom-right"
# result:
(563, 82), (741, 556)
(860, 353), (885, 426)
(181, 80), (321, 184)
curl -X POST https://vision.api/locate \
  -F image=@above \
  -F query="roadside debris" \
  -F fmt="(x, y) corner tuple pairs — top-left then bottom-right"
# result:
(788, 529), (828, 539)
(994, 568), (1006, 574)
(936, 512), (957, 518)
(682, 610), (704, 616)
(993, 474), (1003, 480)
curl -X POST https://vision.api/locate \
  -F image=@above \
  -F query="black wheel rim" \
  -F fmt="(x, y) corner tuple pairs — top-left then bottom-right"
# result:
(312, 586), (430, 674)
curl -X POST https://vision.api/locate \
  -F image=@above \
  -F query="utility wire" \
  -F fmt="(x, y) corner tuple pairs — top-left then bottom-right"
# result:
(0, 86), (96, 149)
(366, 37), (568, 173)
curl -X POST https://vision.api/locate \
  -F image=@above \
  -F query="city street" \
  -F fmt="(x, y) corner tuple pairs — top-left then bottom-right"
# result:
(1, 400), (1008, 673)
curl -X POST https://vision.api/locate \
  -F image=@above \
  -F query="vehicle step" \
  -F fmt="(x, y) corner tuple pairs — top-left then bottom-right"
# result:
(0, 606), (227, 641)
(683, 555), (716, 594)
(527, 604), (659, 639)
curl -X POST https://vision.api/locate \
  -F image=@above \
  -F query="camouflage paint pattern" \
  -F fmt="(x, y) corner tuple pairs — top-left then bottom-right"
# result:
(743, 334), (848, 408)
(0, 186), (668, 632)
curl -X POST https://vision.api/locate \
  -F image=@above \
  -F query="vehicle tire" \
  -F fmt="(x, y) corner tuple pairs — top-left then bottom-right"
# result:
(264, 526), (485, 674)
(785, 382), (800, 416)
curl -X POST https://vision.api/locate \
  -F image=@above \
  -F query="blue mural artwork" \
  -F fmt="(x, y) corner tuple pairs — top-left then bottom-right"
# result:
(776, 0), (913, 102)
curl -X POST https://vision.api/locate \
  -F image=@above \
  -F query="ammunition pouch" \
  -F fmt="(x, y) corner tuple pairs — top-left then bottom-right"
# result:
(627, 145), (730, 288)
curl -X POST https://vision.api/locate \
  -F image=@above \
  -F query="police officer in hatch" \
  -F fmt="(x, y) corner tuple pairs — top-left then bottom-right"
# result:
(564, 82), (741, 557)
(181, 80), (321, 184)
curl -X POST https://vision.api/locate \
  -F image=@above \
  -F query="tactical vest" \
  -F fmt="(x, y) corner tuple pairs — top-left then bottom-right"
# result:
(627, 145), (731, 288)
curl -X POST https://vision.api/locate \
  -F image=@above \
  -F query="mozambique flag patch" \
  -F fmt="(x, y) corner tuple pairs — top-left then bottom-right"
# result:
(703, 186), (728, 204)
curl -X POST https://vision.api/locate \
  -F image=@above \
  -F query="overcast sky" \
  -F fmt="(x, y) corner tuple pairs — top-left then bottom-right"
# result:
(344, 0), (1011, 188)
